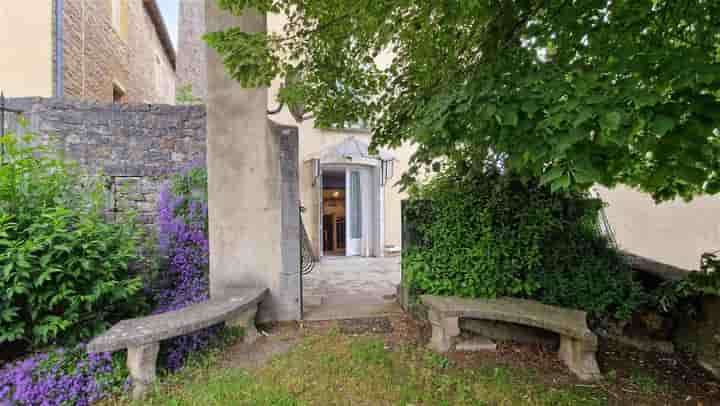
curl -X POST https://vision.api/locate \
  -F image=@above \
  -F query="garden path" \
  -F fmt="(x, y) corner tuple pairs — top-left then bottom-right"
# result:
(303, 256), (401, 297)
(301, 256), (402, 320)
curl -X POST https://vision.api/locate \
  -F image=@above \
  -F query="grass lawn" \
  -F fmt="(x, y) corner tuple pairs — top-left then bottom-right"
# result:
(102, 317), (715, 406)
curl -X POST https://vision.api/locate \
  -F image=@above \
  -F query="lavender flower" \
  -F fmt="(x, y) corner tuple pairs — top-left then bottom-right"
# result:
(0, 163), (216, 405)
(154, 162), (217, 370)
(0, 347), (123, 405)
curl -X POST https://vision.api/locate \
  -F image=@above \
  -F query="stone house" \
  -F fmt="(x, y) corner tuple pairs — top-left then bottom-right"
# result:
(0, 0), (176, 104)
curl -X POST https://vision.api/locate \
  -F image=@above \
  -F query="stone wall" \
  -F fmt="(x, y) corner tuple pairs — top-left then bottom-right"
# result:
(5, 97), (206, 225)
(61, 0), (175, 104)
(63, 0), (130, 102)
(127, 0), (177, 104)
(178, 0), (208, 101)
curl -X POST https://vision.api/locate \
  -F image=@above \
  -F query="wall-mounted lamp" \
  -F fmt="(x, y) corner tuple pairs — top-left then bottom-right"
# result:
(380, 159), (395, 186)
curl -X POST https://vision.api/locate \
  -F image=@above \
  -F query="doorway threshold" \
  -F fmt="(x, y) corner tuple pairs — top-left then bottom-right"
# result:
(302, 294), (402, 321)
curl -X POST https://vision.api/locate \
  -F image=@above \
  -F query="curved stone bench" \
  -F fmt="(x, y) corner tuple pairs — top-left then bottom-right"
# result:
(88, 287), (268, 399)
(420, 295), (601, 381)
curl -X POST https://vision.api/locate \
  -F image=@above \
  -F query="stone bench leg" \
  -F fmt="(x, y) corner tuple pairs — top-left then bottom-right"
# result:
(127, 342), (160, 400)
(428, 309), (460, 352)
(558, 336), (602, 381)
(227, 303), (259, 344)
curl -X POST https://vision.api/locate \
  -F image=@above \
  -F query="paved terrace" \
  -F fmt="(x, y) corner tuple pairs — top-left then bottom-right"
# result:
(302, 256), (402, 320)
(303, 256), (401, 297)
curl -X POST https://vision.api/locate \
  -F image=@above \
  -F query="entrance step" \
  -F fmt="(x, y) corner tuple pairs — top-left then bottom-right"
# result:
(302, 294), (403, 321)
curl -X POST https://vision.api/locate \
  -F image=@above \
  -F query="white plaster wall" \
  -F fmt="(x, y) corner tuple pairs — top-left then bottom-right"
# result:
(0, 0), (54, 97)
(597, 185), (720, 270)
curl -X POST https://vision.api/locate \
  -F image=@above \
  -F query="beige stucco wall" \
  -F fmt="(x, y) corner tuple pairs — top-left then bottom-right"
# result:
(267, 14), (413, 254)
(269, 101), (413, 252)
(266, 86), (414, 254)
(0, 0), (54, 97)
(597, 185), (720, 270)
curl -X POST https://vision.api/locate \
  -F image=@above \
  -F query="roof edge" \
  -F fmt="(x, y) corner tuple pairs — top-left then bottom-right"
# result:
(143, 0), (177, 70)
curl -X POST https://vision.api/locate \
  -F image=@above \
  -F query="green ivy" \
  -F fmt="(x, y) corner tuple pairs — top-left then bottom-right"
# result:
(403, 164), (646, 321)
(652, 252), (720, 313)
(0, 130), (146, 348)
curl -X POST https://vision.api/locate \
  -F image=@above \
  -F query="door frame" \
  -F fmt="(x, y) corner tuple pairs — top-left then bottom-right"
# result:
(318, 163), (383, 258)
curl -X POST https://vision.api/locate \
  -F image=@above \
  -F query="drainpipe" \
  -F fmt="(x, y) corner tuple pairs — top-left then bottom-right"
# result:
(54, 0), (64, 98)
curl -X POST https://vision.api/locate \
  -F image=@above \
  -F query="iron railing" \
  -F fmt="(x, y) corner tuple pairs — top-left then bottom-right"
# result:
(299, 206), (317, 275)
(594, 191), (618, 247)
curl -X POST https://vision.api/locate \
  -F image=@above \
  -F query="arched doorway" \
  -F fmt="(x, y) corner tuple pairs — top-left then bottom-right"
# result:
(306, 136), (395, 258)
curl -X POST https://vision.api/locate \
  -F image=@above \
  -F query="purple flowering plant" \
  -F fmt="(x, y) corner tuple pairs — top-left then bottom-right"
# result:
(0, 346), (127, 406)
(153, 161), (219, 370)
(0, 162), (220, 405)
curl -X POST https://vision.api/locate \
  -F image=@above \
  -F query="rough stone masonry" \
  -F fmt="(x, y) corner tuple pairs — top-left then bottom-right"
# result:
(4, 97), (206, 225)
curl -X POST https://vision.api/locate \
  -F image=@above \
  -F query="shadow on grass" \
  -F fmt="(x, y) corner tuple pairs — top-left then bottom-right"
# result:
(105, 328), (605, 406)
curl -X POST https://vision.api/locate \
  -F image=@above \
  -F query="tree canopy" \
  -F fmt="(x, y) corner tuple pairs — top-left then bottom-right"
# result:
(206, 0), (720, 201)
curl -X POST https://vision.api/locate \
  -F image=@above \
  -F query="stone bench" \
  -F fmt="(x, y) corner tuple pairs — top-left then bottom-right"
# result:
(88, 287), (268, 399)
(420, 295), (602, 381)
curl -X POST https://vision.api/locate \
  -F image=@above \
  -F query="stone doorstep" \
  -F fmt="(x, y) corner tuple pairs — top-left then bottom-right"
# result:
(456, 336), (497, 352)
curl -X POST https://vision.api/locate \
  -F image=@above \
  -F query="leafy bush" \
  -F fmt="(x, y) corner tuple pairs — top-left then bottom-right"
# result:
(155, 161), (217, 370)
(652, 252), (720, 313)
(0, 131), (146, 348)
(403, 164), (646, 320)
(0, 345), (127, 405)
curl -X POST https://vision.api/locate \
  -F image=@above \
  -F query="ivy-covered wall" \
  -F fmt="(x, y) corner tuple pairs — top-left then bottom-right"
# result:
(401, 166), (646, 322)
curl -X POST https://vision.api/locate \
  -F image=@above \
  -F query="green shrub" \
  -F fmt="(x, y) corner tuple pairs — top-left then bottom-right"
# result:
(652, 251), (720, 313)
(403, 164), (646, 320)
(0, 131), (146, 347)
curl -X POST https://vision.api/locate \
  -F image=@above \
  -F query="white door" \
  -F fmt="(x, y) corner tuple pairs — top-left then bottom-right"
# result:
(346, 168), (363, 256)
(316, 166), (324, 257)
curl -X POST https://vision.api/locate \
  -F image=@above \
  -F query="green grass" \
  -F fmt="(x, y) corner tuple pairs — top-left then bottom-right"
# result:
(629, 370), (668, 394)
(107, 331), (607, 406)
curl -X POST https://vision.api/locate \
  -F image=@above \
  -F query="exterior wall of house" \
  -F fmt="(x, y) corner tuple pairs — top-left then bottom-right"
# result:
(127, 0), (176, 104)
(266, 15), (413, 253)
(177, 10), (412, 253)
(62, 0), (130, 101)
(267, 91), (413, 254)
(62, 0), (175, 103)
(266, 15), (414, 253)
(597, 185), (720, 270)
(0, 0), (54, 97)
(178, 0), (207, 100)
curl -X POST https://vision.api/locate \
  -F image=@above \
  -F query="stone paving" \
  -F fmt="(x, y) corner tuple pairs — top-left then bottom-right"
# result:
(302, 256), (401, 297)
